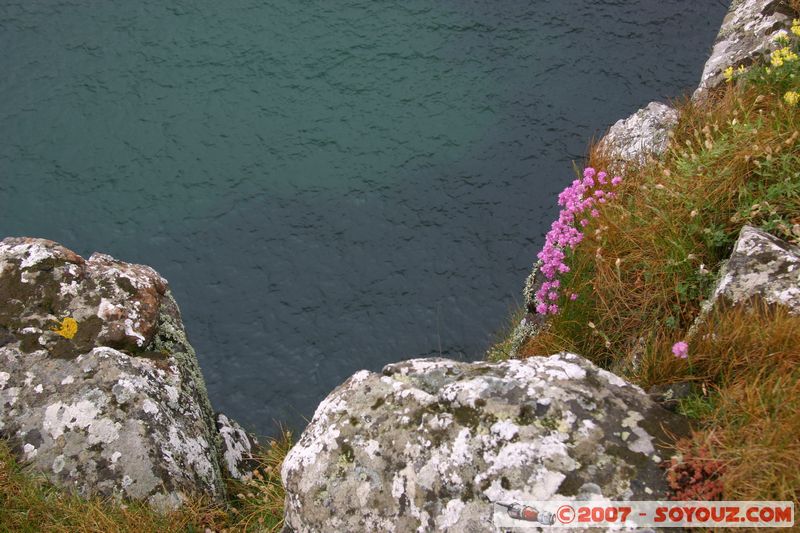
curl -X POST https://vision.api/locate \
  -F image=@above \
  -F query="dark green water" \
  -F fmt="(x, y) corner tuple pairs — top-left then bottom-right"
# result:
(0, 1), (728, 436)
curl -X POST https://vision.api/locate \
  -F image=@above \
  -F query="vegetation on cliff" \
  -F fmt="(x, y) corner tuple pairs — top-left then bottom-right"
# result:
(0, 430), (291, 532)
(495, 20), (800, 504)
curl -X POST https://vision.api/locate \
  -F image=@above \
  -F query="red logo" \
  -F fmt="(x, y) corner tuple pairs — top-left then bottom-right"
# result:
(557, 504), (575, 524)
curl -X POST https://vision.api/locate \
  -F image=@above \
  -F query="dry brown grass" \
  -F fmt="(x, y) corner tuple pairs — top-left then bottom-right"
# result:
(225, 429), (293, 532)
(677, 301), (800, 503)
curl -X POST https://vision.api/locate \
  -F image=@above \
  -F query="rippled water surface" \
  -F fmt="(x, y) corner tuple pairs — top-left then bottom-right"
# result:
(0, 0), (728, 435)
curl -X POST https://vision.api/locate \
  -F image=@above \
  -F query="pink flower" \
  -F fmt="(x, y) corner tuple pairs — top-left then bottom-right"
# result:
(532, 167), (623, 316)
(570, 293), (578, 301)
(672, 341), (689, 359)
(611, 176), (622, 186)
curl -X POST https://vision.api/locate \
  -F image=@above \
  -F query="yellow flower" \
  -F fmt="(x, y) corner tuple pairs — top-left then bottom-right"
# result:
(785, 91), (800, 107)
(52, 317), (78, 339)
(792, 19), (800, 38)
(737, 64), (746, 74)
(723, 65), (735, 83)
(771, 46), (799, 68)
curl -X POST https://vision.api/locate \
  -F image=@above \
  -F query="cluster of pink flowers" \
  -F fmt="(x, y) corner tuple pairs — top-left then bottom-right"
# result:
(534, 167), (622, 315)
(672, 341), (689, 359)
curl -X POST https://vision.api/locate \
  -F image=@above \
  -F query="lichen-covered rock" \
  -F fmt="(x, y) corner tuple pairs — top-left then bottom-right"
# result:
(491, 261), (549, 361)
(216, 413), (259, 480)
(693, 0), (794, 99)
(281, 353), (688, 532)
(711, 225), (800, 312)
(0, 237), (225, 509)
(598, 101), (678, 169)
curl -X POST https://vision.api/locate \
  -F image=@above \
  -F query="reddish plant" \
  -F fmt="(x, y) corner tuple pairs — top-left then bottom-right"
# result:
(663, 440), (726, 501)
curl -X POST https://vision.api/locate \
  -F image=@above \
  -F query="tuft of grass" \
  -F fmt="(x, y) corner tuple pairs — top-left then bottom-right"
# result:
(485, 305), (526, 362)
(675, 301), (800, 502)
(0, 429), (293, 532)
(225, 428), (293, 532)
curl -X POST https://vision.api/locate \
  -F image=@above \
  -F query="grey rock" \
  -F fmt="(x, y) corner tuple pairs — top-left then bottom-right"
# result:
(712, 225), (800, 313)
(216, 413), (259, 480)
(281, 353), (688, 532)
(599, 101), (678, 169)
(497, 261), (549, 360)
(648, 382), (695, 413)
(0, 237), (225, 509)
(693, 0), (794, 100)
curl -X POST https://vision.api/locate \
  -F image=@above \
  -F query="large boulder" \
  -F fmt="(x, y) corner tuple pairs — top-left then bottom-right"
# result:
(598, 101), (679, 169)
(711, 225), (800, 313)
(693, 0), (795, 100)
(281, 353), (688, 532)
(0, 237), (227, 509)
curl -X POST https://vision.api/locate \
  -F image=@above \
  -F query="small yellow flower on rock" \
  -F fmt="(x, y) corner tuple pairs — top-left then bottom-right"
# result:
(792, 19), (800, 38)
(52, 317), (78, 339)
(785, 91), (800, 107)
(723, 65), (735, 83)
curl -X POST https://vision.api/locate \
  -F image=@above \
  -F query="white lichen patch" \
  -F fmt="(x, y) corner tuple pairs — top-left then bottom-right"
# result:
(23, 443), (38, 460)
(166, 427), (214, 479)
(16, 242), (55, 269)
(43, 399), (102, 440)
(0, 371), (9, 389)
(87, 418), (121, 445)
(621, 411), (655, 455)
(2, 386), (20, 406)
(440, 499), (465, 529)
(52, 455), (66, 474)
(363, 439), (380, 458)
(97, 298), (123, 320)
(450, 428), (472, 466)
(490, 419), (519, 441)
(164, 385), (180, 407)
(142, 399), (159, 415)
(59, 280), (80, 297)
